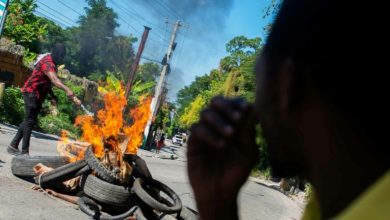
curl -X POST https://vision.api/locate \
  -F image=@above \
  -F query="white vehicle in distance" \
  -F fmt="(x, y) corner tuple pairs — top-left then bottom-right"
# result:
(172, 134), (184, 146)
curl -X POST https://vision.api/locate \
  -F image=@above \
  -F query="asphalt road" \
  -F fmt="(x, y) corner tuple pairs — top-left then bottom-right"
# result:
(0, 124), (303, 220)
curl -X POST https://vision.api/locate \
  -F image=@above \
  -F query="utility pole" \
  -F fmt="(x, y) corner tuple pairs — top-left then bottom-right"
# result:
(0, 0), (10, 36)
(144, 20), (181, 144)
(125, 26), (151, 99)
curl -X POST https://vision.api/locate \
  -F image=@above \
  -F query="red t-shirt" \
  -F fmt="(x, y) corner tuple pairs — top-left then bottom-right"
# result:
(22, 54), (57, 101)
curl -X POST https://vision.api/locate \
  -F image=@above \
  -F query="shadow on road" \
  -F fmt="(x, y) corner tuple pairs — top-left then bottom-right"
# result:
(1, 124), (59, 142)
(31, 132), (59, 141)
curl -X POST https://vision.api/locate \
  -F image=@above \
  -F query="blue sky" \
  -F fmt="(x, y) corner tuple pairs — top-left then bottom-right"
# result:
(34, 0), (272, 101)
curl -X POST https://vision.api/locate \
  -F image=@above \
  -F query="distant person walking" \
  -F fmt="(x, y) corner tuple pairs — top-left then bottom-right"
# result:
(156, 134), (165, 154)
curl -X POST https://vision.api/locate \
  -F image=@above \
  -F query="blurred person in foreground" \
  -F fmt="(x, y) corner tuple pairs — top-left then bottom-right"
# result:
(7, 43), (80, 156)
(187, 0), (389, 219)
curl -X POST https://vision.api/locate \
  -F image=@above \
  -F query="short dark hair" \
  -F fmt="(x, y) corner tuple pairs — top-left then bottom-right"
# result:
(262, 0), (388, 158)
(51, 43), (66, 64)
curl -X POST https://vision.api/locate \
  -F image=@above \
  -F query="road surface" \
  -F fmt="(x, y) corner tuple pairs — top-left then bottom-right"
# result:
(0, 124), (303, 219)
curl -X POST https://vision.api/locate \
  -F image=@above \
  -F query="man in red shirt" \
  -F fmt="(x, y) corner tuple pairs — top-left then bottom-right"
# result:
(7, 43), (80, 156)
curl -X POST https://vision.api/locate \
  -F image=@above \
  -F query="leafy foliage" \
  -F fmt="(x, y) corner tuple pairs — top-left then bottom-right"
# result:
(0, 0), (154, 140)
(62, 0), (136, 76)
(179, 95), (206, 129)
(22, 48), (37, 66)
(38, 113), (80, 139)
(0, 86), (25, 125)
(135, 62), (161, 83)
(175, 35), (269, 172)
(3, 0), (47, 53)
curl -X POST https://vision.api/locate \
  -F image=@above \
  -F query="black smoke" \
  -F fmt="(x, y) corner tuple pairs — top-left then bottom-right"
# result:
(133, 0), (236, 101)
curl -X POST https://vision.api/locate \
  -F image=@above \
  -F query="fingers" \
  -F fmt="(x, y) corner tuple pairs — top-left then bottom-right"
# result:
(200, 97), (254, 137)
(188, 97), (257, 156)
(210, 97), (251, 124)
(189, 123), (225, 151)
(201, 108), (234, 138)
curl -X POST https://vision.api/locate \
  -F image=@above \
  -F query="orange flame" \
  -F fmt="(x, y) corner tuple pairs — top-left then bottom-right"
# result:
(124, 97), (152, 154)
(75, 89), (127, 158)
(65, 87), (152, 159)
(57, 130), (86, 163)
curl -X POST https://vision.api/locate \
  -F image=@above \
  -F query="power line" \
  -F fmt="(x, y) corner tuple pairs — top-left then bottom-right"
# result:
(56, 0), (83, 17)
(37, 1), (78, 24)
(151, 0), (183, 20)
(119, 17), (142, 35)
(141, 56), (162, 64)
(146, 0), (174, 19)
(107, 0), (165, 40)
(116, 0), (167, 34)
(35, 8), (76, 27)
(108, 0), (143, 27)
(145, 0), (169, 19)
(35, 11), (72, 28)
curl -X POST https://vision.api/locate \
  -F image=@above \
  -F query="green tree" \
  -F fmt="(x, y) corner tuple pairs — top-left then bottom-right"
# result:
(263, 0), (282, 18)
(76, 0), (118, 75)
(220, 36), (261, 72)
(38, 17), (68, 52)
(175, 35), (269, 172)
(64, 0), (136, 76)
(3, 0), (47, 53)
(179, 95), (206, 129)
(135, 62), (161, 83)
(154, 102), (172, 132)
(176, 74), (213, 115)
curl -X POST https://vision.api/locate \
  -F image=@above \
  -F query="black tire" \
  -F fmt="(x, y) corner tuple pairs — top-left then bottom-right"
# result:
(78, 196), (147, 220)
(82, 174), (133, 207)
(159, 198), (199, 220)
(77, 196), (101, 219)
(124, 154), (153, 180)
(11, 156), (70, 177)
(178, 207), (199, 220)
(84, 147), (121, 184)
(133, 178), (182, 214)
(36, 160), (89, 188)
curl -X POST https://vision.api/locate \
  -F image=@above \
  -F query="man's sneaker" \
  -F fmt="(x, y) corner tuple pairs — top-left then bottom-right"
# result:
(7, 146), (21, 156)
(21, 149), (29, 156)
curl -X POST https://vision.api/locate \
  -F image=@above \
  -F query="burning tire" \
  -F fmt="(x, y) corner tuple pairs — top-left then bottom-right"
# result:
(11, 156), (70, 177)
(133, 178), (182, 214)
(124, 154), (153, 180)
(84, 147), (121, 184)
(82, 174), (133, 207)
(36, 160), (90, 188)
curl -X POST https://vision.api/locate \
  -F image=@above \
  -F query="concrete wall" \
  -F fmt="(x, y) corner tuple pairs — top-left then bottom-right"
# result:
(0, 38), (31, 87)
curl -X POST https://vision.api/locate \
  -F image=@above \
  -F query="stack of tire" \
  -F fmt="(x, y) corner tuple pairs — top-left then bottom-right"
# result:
(11, 147), (198, 220)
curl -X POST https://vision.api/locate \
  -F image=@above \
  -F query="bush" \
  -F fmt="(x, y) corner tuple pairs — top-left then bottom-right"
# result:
(261, 167), (272, 180)
(51, 81), (84, 120)
(38, 81), (84, 138)
(0, 86), (25, 125)
(38, 113), (80, 139)
(305, 183), (313, 199)
(3, 0), (48, 53)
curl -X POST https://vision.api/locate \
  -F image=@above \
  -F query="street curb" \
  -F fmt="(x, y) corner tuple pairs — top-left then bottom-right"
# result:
(249, 177), (281, 192)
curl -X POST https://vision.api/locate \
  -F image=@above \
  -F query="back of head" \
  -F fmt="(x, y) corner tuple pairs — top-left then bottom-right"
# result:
(262, 0), (388, 164)
(51, 43), (66, 65)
